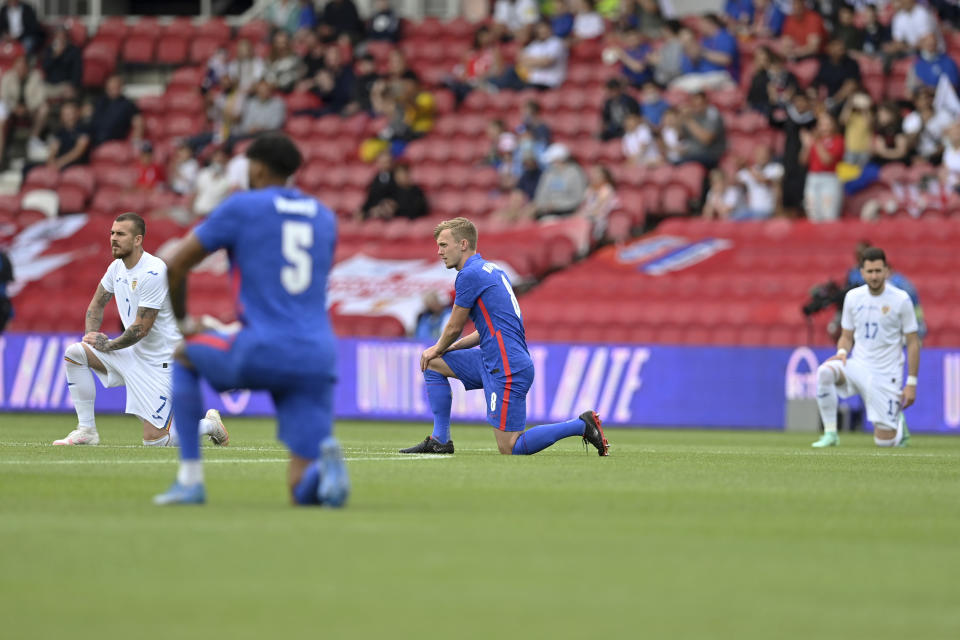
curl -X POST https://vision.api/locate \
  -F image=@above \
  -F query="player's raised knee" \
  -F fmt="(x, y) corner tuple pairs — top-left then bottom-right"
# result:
(64, 342), (87, 366)
(817, 362), (839, 385)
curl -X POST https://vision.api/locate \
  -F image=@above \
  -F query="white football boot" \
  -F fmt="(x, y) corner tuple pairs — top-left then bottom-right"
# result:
(53, 428), (100, 446)
(205, 409), (230, 446)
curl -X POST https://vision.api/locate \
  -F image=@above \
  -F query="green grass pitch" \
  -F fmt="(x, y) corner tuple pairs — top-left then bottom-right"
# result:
(2, 414), (960, 639)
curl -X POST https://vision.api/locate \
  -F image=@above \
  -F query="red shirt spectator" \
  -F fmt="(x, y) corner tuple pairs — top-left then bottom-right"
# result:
(807, 133), (843, 172)
(134, 142), (165, 190)
(781, 0), (826, 59)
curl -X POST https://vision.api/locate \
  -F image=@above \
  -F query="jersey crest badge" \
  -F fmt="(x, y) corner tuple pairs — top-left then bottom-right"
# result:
(882, 305), (890, 315)
(131, 278), (138, 291)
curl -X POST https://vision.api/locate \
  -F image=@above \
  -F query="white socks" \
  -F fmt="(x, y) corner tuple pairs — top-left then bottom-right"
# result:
(64, 343), (97, 432)
(177, 460), (204, 486)
(816, 363), (840, 434)
(199, 418), (215, 436)
(875, 416), (904, 447)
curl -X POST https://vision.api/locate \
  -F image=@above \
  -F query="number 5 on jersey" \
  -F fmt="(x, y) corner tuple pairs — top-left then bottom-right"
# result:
(281, 221), (313, 294)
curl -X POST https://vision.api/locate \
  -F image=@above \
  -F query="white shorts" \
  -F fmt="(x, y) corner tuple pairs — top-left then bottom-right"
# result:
(828, 358), (902, 429)
(92, 348), (173, 429)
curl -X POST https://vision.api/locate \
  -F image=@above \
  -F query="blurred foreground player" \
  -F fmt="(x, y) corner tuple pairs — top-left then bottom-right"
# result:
(154, 133), (348, 506)
(812, 247), (920, 448)
(400, 217), (609, 456)
(54, 213), (228, 447)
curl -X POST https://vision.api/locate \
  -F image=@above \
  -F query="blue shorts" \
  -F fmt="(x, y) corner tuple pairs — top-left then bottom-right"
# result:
(441, 349), (533, 432)
(185, 330), (337, 459)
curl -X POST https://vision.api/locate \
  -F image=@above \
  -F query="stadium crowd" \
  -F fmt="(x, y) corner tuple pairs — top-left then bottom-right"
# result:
(0, 0), (959, 233)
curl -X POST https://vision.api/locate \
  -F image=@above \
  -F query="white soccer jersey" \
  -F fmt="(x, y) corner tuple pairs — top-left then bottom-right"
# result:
(100, 251), (182, 364)
(841, 283), (918, 376)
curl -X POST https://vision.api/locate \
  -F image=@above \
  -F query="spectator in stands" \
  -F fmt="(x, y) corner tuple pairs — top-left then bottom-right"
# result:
(531, 143), (587, 218)
(192, 146), (235, 218)
(702, 169), (745, 219)
(297, 0), (318, 32)
(638, 81), (669, 126)
(650, 20), (685, 86)
(208, 73), (244, 144)
(494, 131), (519, 189)
(167, 141), (199, 196)
(812, 38), (862, 112)
(576, 165), (619, 239)
(134, 142), (165, 191)
(228, 38), (266, 95)
(609, 27), (653, 88)
(747, 47), (800, 115)
(265, 31), (305, 93)
(800, 111), (844, 222)
(658, 107), (683, 163)
(749, 0), (785, 39)
(302, 45), (356, 116)
(889, 0), (941, 56)
(485, 118), (512, 167)
(552, 0), (575, 38)
(780, 0), (826, 60)
(414, 290), (453, 341)
(237, 80), (286, 137)
(346, 53), (379, 116)
(367, 0), (401, 42)
(356, 151), (396, 219)
(636, 0), (666, 38)
(394, 71), (435, 139)
(0, 0), (42, 55)
(772, 91), (816, 215)
(940, 122), (960, 192)
(677, 91), (726, 169)
(517, 100), (552, 146)
(0, 55), (47, 160)
(871, 101), (910, 164)
(268, 0), (301, 34)
(839, 91), (874, 167)
(318, 0), (365, 42)
(90, 74), (138, 147)
(492, 0), (540, 41)
(572, 0), (606, 40)
(516, 152), (542, 200)
(735, 146), (784, 219)
(509, 19), (568, 90)
(862, 5), (892, 57)
(42, 26), (82, 100)
(600, 77), (640, 140)
(386, 162), (429, 219)
(672, 14), (738, 92)
(43, 100), (89, 171)
(724, 0), (755, 30)
(446, 25), (503, 106)
(833, 3), (864, 52)
(613, 0), (639, 32)
(301, 32), (327, 80)
(903, 87), (950, 162)
(203, 46), (229, 93)
(908, 32), (960, 93)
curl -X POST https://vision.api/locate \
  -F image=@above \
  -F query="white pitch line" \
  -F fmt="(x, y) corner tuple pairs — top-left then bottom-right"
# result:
(0, 455), (452, 465)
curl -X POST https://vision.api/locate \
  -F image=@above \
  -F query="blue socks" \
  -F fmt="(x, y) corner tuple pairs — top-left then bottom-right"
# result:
(172, 363), (203, 462)
(292, 462), (321, 505)
(511, 418), (586, 455)
(424, 369), (452, 444)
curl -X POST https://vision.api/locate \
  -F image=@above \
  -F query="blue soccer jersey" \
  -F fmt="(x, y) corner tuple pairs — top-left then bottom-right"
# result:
(194, 186), (336, 343)
(453, 254), (532, 376)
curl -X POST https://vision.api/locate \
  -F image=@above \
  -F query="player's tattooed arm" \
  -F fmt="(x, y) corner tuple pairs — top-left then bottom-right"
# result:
(84, 284), (114, 333)
(101, 307), (159, 351)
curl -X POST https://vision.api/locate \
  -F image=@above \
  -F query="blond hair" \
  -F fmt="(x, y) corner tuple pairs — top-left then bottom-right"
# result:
(433, 217), (477, 249)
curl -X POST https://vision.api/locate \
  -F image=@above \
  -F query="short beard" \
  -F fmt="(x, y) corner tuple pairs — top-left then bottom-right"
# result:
(112, 246), (131, 259)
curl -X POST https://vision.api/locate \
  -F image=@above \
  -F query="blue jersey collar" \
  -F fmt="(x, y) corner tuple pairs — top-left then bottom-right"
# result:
(462, 253), (482, 270)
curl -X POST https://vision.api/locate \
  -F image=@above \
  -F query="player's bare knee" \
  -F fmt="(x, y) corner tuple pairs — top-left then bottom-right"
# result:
(426, 358), (456, 378)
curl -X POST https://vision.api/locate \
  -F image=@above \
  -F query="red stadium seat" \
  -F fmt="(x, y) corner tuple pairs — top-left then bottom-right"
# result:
(194, 17), (230, 42)
(164, 113), (198, 138)
(23, 166), (60, 190)
(165, 88), (203, 114)
(168, 66), (205, 89)
(57, 185), (88, 214)
(122, 37), (155, 64)
(236, 19), (270, 43)
(189, 37), (224, 65)
(156, 36), (189, 65)
(162, 17), (195, 39)
(60, 166), (96, 196)
(91, 141), (134, 164)
(96, 16), (128, 40)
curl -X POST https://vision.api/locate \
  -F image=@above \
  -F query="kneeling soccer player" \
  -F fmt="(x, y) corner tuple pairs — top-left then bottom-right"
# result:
(812, 247), (920, 448)
(154, 133), (348, 506)
(54, 212), (228, 448)
(400, 217), (610, 457)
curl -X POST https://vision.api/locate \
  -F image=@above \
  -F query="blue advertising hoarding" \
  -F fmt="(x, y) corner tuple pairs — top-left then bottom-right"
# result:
(1, 334), (957, 432)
